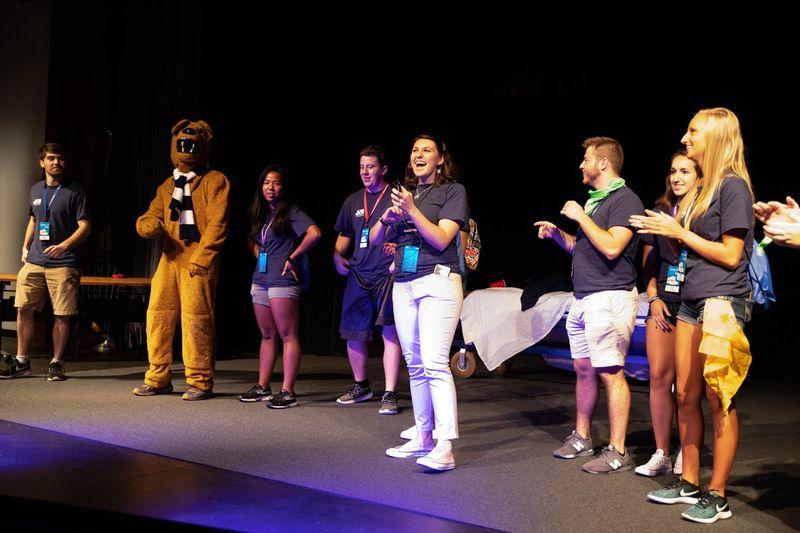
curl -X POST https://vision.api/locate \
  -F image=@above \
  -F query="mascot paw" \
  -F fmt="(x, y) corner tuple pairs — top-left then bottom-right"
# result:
(136, 219), (164, 239)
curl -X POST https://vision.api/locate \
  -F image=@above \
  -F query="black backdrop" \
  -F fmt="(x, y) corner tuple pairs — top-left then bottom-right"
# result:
(42, 2), (800, 379)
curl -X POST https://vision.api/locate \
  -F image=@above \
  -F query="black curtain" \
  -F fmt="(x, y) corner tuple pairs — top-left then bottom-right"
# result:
(44, 2), (800, 379)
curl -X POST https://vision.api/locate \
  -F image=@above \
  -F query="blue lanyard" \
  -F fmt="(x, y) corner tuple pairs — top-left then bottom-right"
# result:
(42, 184), (62, 221)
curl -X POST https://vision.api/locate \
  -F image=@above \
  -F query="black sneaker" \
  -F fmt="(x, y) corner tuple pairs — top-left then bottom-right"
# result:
(379, 391), (399, 415)
(267, 389), (298, 409)
(239, 384), (273, 402)
(336, 382), (373, 404)
(46, 360), (66, 381)
(0, 354), (31, 379)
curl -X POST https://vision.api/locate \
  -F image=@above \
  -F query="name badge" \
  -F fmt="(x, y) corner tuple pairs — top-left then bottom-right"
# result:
(676, 249), (688, 282)
(665, 264), (681, 293)
(257, 251), (268, 273)
(401, 246), (420, 273)
(359, 227), (369, 249)
(38, 221), (51, 241)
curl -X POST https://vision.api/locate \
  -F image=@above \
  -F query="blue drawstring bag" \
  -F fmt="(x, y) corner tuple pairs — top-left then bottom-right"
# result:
(747, 238), (776, 309)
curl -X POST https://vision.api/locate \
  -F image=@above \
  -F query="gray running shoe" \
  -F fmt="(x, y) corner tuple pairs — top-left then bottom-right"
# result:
(379, 391), (399, 415)
(681, 490), (731, 523)
(581, 444), (633, 474)
(553, 430), (594, 459)
(182, 386), (213, 401)
(647, 476), (701, 504)
(336, 382), (373, 404)
(46, 360), (66, 381)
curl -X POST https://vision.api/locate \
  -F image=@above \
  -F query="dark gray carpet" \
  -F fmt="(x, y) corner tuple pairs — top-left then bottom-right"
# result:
(1, 354), (798, 532)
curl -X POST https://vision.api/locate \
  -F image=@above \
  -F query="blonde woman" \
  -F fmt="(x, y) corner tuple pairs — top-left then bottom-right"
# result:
(631, 108), (754, 523)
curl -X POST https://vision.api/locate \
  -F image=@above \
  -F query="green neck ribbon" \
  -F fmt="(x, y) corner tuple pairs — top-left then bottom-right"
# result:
(584, 178), (626, 216)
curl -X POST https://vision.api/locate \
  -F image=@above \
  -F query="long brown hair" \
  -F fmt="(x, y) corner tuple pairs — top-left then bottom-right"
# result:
(654, 148), (702, 212)
(403, 133), (459, 189)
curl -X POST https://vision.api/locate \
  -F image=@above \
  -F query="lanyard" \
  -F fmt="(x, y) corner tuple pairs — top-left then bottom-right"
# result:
(42, 184), (62, 221)
(362, 185), (389, 224)
(260, 215), (276, 249)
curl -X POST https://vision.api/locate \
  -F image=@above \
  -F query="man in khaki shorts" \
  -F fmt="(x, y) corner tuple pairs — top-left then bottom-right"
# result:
(0, 143), (91, 381)
(534, 137), (644, 474)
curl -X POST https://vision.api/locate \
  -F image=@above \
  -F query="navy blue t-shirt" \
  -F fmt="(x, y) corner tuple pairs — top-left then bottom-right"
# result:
(572, 186), (644, 298)
(334, 187), (394, 283)
(250, 205), (315, 288)
(682, 176), (754, 300)
(640, 206), (682, 303)
(392, 182), (468, 282)
(26, 180), (90, 268)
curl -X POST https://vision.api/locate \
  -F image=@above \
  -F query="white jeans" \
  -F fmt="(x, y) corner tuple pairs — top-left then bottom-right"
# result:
(393, 272), (463, 440)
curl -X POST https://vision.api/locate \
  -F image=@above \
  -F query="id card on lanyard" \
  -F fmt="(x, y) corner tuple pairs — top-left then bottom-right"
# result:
(258, 216), (275, 273)
(666, 197), (696, 292)
(360, 185), (389, 249)
(39, 185), (62, 241)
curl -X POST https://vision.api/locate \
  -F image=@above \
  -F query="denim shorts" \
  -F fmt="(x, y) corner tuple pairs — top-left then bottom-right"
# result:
(646, 299), (682, 327)
(250, 283), (300, 306)
(677, 295), (753, 328)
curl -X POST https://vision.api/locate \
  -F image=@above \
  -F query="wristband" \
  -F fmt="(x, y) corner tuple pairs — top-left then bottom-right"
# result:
(287, 255), (296, 265)
(379, 218), (389, 227)
(648, 295), (662, 304)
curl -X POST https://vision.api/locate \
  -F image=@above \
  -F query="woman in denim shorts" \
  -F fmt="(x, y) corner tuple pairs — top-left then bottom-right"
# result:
(239, 165), (321, 409)
(632, 108), (755, 523)
(636, 149), (701, 477)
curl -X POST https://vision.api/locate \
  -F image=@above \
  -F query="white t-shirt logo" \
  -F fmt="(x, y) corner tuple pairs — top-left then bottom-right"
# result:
(33, 199), (42, 206)
(355, 209), (364, 218)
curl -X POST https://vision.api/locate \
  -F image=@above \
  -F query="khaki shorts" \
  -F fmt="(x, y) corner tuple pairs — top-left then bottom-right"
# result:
(14, 262), (80, 316)
(566, 287), (638, 368)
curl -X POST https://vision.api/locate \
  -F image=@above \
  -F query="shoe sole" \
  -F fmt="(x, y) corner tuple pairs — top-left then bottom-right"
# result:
(416, 457), (455, 471)
(239, 396), (272, 402)
(0, 370), (32, 379)
(681, 510), (731, 523)
(336, 392), (374, 404)
(46, 376), (67, 381)
(133, 389), (173, 396)
(379, 406), (399, 415)
(582, 464), (633, 474)
(553, 450), (594, 459)
(268, 401), (298, 409)
(635, 466), (673, 477)
(647, 494), (700, 505)
(386, 448), (434, 459)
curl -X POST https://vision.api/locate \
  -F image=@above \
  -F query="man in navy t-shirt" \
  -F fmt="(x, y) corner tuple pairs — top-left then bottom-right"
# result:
(535, 137), (644, 474)
(2, 143), (91, 382)
(332, 145), (402, 415)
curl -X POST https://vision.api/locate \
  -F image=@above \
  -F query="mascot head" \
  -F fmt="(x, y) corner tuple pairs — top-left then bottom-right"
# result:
(170, 119), (214, 173)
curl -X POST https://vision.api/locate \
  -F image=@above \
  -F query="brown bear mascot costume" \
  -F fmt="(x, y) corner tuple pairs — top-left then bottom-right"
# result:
(133, 119), (230, 400)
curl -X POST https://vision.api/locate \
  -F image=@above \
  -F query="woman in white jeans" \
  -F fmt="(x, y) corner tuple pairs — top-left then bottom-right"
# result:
(370, 133), (468, 471)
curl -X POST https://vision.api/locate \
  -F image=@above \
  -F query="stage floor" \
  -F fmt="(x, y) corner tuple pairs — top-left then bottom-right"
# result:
(1, 354), (798, 531)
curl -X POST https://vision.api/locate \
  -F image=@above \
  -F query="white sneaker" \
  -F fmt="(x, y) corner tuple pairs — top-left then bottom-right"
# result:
(416, 447), (455, 471)
(634, 449), (673, 477)
(673, 447), (683, 475)
(385, 440), (435, 459)
(400, 425), (439, 440)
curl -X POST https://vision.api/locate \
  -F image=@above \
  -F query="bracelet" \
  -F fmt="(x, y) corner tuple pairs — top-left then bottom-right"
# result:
(287, 255), (296, 265)
(648, 295), (662, 304)
(379, 218), (389, 227)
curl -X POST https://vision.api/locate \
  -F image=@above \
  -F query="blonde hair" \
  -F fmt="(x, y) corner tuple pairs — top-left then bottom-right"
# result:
(684, 107), (753, 228)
